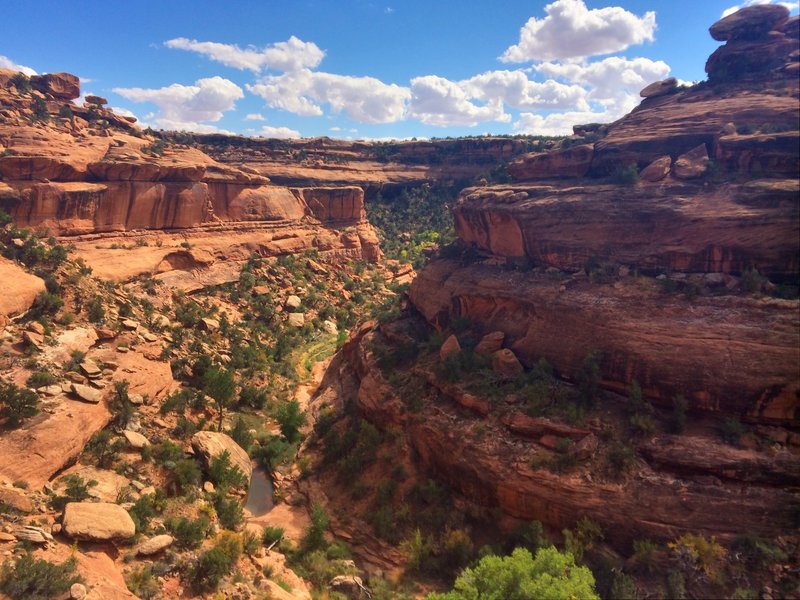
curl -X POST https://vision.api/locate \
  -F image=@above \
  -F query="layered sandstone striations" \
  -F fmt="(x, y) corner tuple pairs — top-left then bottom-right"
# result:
(410, 6), (800, 422)
(0, 70), (381, 282)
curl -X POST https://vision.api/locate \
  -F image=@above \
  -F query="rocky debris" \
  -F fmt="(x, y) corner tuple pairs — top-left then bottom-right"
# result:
(568, 433), (599, 460)
(94, 326), (115, 340)
(503, 412), (591, 440)
(71, 383), (102, 403)
(14, 525), (53, 545)
(710, 4), (789, 41)
(123, 430), (150, 449)
(0, 532), (15, 542)
(62, 501), (136, 541)
(475, 331), (505, 355)
(439, 334), (461, 360)
(323, 319), (338, 334)
(191, 431), (252, 485)
(287, 312), (305, 327)
(285, 295), (302, 310)
(639, 155), (672, 182)
(673, 144), (709, 179)
(0, 486), (34, 513)
(151, 314), (171, 329)
(69, 583), (87, 600)
(199, 317), (220, 332)
(30, 72), (80, 99)
(23, 330), (45, 350)
(491, 348), (524, 377)
(120, 319), (139, 331)
(136, 534), (174, 556)
(28, 321), (45, 335)
(640, 77), (678, 98)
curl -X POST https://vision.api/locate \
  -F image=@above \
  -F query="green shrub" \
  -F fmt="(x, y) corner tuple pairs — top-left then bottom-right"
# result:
(166, 515), (212, 549)
(301, 502), (330, 553)
(10, 73), (31, 93)
(0, 382), (39, 428)
(275, 399), (306, 443)
(666, 570), (686, 599)
(721, 416), (744, 445)
(87, 296), (105, 323)
(262, 526), (284, 547)
(633, 539), (658, 573)
(208, 451), (247, 492)
(170, 459), (201, 495)
(0, 552), (80, 600)
(26, 370), (57, 389)
(125, 565), (159, 599)
(85, 429), (125, 468)
(731, 533), (787, 568)
(610, 572), (639, 599)
(213, 493), (244, 530)
(668, 394), (688, 434)
(607, 443), (636, 479)
(129, 493), (165, 533)
(612, 163), (639, 184)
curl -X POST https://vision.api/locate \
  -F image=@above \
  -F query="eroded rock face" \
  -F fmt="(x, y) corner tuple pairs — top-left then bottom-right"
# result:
(191, 431), (252, 485)
(508, 144), (594, 180)
(0, 257), (45, 317)
(62, 502), (136, 541)
(30, 73), (80, 100)
(709, 4), (789, 41)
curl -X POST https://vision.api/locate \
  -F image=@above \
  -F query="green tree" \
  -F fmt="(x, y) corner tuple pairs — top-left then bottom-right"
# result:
(427, 547), (599, 600)
(0, 382), (39, 428)
(275, 399), (306, 443)
(203, 367), (236, 432)
(0, 552), (80, 600)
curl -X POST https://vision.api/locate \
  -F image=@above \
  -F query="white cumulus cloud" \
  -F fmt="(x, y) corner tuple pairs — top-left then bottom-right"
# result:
(165, 36), (324, 73)
(0, 55), (36, 76)
(501, 0), (657, 62)
(245, 113), (266, 121)
(258, 125), (301, 139)
(113, 76), (243, 132)
(462, 70), (589, 111)
(721, 0), (798, 17)
(247, 69), (410, 124)
(408, 75), (510, 127)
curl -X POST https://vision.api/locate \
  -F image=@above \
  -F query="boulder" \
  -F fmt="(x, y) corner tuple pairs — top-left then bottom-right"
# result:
(288, 312), (305, 328)
(123, 430), (150, 449)
(285, 295), (302, 310)
(323, 320), (338, 334)
(673, 144), (709, 179)
(475, 331), (505, 355)
(439, 334), (461, 360)
(0, 258), (46, 319)
(508, 144), (594, 180)
(84, 95), (108, 106)
(94, 326), (115, 340)
(640, 77), (678, 98)
(199, 317), (220, 332)
(69, 583), (87, 600)
(709, 4), (789, 41)
(62, 502), (136, 541)
(30, 72), (80, 100)
(70, 383), (102, 404)
(330, 575), (365, 598)
(137, 534), (174, 556)
(639, 155), (672, 182)
(0, 486), (34, 513)
(491, 349), (524, 377)
(191, 431), (252, 485)
(80, 359), (102, 378)
(14, 525), (53, 544)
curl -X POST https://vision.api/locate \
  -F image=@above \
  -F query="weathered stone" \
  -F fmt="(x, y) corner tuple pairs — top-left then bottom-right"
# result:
(27, 322), (45, 335)
(569, 433), (599, 460)
(203, 481), (215, 493)
(70, 582), (87, 600)
(30, 72), (80, 100)
(673, 144), (709, 179)
(70, 383), (102, 404)
(287, 312), (305, 327)
(439, 334), (461, 361)
(285, 295), (302, 310)
(709, 4), (789, 41)
(508, 144), (594, 180)
(41, 384), (62, 396)
(199, 317), (220, 332)
(84, 95), (108, 106)
(639, 155), (672, 182)
(0, 487), (34, 513)
(151, 314), (171, 329)
(14, 525), (53, 544)
(62, 502), (136, 541)
(123, 430), (150, 449)
(491, 349), (524, 377)
(475, 331), (505, 355)
(80, 359), (102, 378)
(121, 319), (139, 331)
(94, 327), (115, 340)
(191, 431), (252, 485)
(23, 330), (45, 349)
(640, 77), (678, 98)
(323, 320), (338, 334)
(330, 575), (364, 598)
(137, 534), (174, 556)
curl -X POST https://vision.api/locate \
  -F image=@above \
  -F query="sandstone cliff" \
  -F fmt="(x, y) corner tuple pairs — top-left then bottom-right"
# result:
(409, 5), (799, 423)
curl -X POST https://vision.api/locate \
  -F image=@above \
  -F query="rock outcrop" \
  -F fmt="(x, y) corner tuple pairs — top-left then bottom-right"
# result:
(62, 502), (136, 541)
(191, 431), (252, 485)
(0, 256), (45, 317)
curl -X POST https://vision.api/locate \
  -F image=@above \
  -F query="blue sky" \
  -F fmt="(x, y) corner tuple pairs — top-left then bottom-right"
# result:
(2, 0), (797, 139)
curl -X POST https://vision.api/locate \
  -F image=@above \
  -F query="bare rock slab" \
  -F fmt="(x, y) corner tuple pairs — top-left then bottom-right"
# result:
(62, 502), (136, 541)
(137, 534), (174, 556)
(71, 383), (102, 404)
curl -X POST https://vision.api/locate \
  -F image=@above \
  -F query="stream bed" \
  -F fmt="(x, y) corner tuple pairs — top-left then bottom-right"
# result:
(245, 464), (274, 516)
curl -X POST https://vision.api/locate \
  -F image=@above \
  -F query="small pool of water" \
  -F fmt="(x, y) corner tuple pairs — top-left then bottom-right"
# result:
(245, 465), (274, 516)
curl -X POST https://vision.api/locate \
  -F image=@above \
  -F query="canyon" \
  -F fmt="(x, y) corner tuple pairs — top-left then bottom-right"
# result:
(0, 4), (797, 600)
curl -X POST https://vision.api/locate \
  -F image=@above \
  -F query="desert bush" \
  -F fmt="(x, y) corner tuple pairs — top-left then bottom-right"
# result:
(125, 565), (159, 599)
(213, 493), (244, 531)
(0, 382), (39, 428)
(166, 515), (212, 549)
(208, 451), (247, 492)
(0, 552), (80, 600)
(262, 526), (284, 546)
(301, 502), (330, 553)
(668, 394), (689, 434)
(191, 532), (242, 593)
(26, 370), (57, 389)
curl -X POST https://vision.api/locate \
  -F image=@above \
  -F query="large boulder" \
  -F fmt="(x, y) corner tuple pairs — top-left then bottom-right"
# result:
(640, 77), (678, 98)
(673, 144), (709, 179)
(0, 258), (46, 318)
(137, 534), (174, 556)
(508, 144), (594, 180)
(62, 502), (136, 541)
(30, 73), (80, 100)
(709, 4), (789, 41)
(639, 155), (672, 182)
(191, 431), (252, 485)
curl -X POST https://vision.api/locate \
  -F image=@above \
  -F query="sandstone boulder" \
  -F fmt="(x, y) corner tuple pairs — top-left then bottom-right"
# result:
(491, 349), (524, 377)
(14, 525), (53, 544)
(123, 430), (150, 449)
(640, 77), (678, 98)
(80, 359), (102, 378)
(439, 334), (461, 361)
(71, 383), (102, 404)
(62, 502), (136, 541)
(475, 331), (504, 355)
(30, 72), (80, 100)
(191, 431), (252, 485)
(0, 487), (34, 513)
(199, 317), (220, 332)
(137, 534), (174, 556)
(639, 155), (672, 182)
(70, 583), (87, 600)
(330, 575), (365, 598)
(285, 295), (302, 310)
(0, 258), (46, 318)
(84, 95), (107, 106)
(709, 4), (789, 41)
(508, 144), (593, 180)
(673, 144), (709, 179)
(288, 312), (305, 328)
